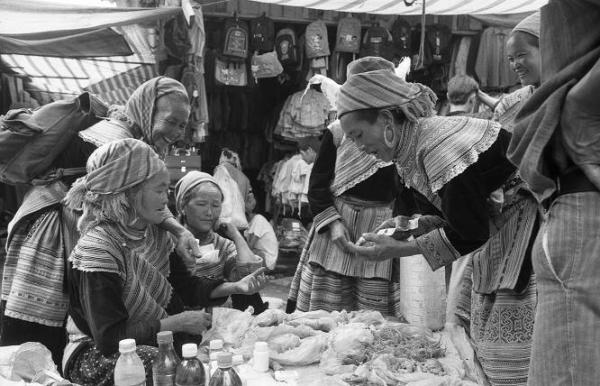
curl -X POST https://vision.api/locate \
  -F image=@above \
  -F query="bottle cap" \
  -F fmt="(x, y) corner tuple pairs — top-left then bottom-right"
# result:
(182, 343), (198, 358)
(217, 352), (233, 368)
(254, 341), (268, 352)
(156, 331), (174, 344)
(209, 339), (223, 351)
(118, 339), (136, 353)
(232, 354), (244, 366)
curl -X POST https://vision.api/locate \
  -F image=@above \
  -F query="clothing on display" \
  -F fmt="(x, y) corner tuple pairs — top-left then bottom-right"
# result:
(475, 27), (519, 89)
(274, 88), (330, 141)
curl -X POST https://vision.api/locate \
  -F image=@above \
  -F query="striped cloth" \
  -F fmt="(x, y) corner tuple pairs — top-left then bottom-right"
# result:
(2, 208), (69, 327)
(307, 196), (394, 280)
(70, 224), (173, 325)
(337, 65), (436, 122)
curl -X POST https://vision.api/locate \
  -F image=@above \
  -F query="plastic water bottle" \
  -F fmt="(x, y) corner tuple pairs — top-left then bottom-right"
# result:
(114, 339), (146, 386)
(175, 343), (206, 386)
(208, 339), (224, 377)
(208, 352), (243, 386)
(153, 331), (180, 386)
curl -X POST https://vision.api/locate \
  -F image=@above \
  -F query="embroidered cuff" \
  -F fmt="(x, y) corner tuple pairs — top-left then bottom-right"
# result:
(314, 206), (342, 233)
(415, 228), (462, 271)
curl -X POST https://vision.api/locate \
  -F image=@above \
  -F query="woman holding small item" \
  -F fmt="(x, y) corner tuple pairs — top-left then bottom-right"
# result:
(173, 171), (269, 312)
(338, 56), (538, 386)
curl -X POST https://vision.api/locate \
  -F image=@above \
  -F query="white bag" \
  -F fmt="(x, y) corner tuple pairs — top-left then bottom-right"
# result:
(213, 164), (249, 229)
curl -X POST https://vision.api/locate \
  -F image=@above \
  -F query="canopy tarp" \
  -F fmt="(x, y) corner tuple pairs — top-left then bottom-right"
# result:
(248, 0), (548, 15)
(0, 0), (181, 57)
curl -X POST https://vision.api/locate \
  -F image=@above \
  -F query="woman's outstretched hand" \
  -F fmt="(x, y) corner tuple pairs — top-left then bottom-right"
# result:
(347, 233), (421, 262)
(235, 267), (268, 295)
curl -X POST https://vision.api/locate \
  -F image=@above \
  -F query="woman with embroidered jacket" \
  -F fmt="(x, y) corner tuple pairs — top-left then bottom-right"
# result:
(62, 139), (266, 385)
(339, 57), (538, 386)
(1, 76), (202, 366)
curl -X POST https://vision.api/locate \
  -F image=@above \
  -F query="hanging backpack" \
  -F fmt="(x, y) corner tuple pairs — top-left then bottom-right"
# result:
(305, 20), (330, 59)
(426, 24), (452, 63)
(391, 17), (412, 59)
(275, 27), (299, 67)
(250, 14), (275, 53)
(335, 15), (362, 54)
(222, 16), (249, 61)
(360, 24), (394, 60)
(0, 93), (108, 185)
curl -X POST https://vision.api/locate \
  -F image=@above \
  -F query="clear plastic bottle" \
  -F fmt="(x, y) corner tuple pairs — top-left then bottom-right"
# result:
(208, 352), (243, 386)
(153, 331), (180, 386)
(114, 339), (146, 386)
(207, 340), (224, 377)
(175, 343), (206, 386)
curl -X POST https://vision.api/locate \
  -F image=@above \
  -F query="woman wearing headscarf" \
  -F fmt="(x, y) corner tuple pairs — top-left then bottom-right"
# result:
(286, 59), (436, 317)
(508, 1), (600, 384)
(62, 139), (244, 385)
(339, 57), (538, 385)
(1, 76), (200, 365)
(173, 171), (268, 313)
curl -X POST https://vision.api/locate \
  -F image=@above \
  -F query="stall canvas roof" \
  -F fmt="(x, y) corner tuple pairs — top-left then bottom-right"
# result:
(247, 0), (548, 15)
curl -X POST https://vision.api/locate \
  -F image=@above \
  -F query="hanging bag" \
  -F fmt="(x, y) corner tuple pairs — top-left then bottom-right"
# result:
(275, 27), (299, 67)
(335, 15), (361, 54)
(215, 57), (248, 87)
(360, 24), (394, 60)
(222, 15), (249, 61)
(0, 92), (107, 185)
(305, 20), (330, 59)
(391, 16), (413, 59)
(250, 14), (275, 53)
(251, 50), (284, 79)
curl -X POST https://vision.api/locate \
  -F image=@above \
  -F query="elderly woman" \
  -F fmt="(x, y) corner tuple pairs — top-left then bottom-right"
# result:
(1, 76), (200, 365)
(339, 57), (538, 386)
(62, 139), (251, 385)
(174, 171), (268, 313)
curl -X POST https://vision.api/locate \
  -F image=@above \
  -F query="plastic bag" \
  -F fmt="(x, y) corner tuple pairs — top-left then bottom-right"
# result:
(213, 164), (248, 229)
(270, 335), (328, 366)
(202, 307), (255, 348)
(277, 218), (308, 249)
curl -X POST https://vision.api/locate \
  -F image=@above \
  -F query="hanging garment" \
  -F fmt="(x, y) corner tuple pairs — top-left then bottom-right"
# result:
(475, 28), (519, 89)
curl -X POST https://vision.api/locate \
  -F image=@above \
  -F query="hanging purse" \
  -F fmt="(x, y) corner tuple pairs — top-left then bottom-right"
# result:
(215, 57), (248, 87)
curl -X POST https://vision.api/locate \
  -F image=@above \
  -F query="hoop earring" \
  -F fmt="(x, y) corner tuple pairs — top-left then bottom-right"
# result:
(384, 126), (395, 148)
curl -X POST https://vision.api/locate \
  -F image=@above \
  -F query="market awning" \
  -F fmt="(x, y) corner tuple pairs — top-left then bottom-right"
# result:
(0, 0), (181, 57)
(247, 0), (548, 15)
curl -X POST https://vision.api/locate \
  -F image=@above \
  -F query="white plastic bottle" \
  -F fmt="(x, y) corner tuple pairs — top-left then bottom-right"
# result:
(208, 339), (224, 377)
(114, 339), (146, 386)
(252, 342), (269, 373)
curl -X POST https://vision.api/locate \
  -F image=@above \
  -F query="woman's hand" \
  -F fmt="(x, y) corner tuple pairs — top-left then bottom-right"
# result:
(234, 267), (268, 295)
(160, 310), (212, 335)
(329, 220), (352, 251)
(219, 222), (243, 241)
(347, 233), (421, 262)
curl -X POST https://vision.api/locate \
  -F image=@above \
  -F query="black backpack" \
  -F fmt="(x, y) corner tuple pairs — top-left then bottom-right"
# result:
(360, 25), (394, 60)
(391, 17), (412, 59)
(250, 14), (275, 53)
